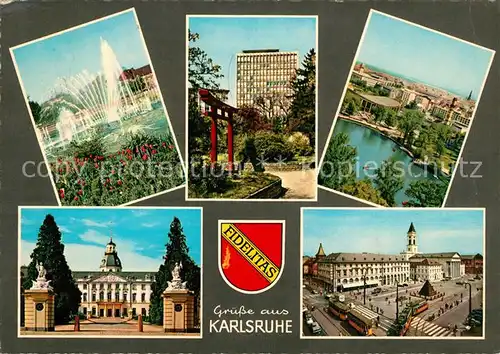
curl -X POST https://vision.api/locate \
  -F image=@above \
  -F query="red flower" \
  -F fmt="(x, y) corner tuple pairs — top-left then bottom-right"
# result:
(149, 144), (153, 149)
(162, 142), (166, 147)
(94, 163), (99, 168)
(142, 154), (148, 161)
(109, 187), (114, 191)
(141, 146), (146, 152)
(59, 188), (65, 199)
(78, 190), (83, 195)
(151, 149), (157, 154)
(111, 170), (115, 174)
(168, 145), (174, 150)
(74, 196), (78, 201)
(117, 180), (123, 186)
(127, 155), (132, 160)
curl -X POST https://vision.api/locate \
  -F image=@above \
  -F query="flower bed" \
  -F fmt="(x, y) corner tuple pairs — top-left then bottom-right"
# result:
(52, 135), (184, 206)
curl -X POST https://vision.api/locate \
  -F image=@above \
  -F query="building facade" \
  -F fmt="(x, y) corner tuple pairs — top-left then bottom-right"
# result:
(401, 222), (422, 260)
(236, 49), (298, 117)
(409, 252), (462, 279)
(74, 237), (155, 318)
(461, 254), (483, 275)
(317, 252), (410, 293)
(410, 258), (443, 282)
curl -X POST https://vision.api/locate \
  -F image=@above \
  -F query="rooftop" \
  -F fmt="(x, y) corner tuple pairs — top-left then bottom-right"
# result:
(242, 49), (279, 53)
(318, 252), (408, 263)
(357, 92), (401, 108)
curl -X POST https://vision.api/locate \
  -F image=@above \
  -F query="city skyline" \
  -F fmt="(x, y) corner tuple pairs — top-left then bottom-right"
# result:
(188, 16), (317, 106)
(20, 208), (202, 271)
(302, 209), (484, 257)
(11, 9), (149, 103)
(356, 11), (494, 101)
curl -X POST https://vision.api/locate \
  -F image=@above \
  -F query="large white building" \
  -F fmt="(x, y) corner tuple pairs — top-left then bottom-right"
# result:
(73, 237), (155, 318)
(236, 49), (299, 117)
(317, 252), (410, 292)
(409, 252), (462, 280)
(410, 258), (443, 282)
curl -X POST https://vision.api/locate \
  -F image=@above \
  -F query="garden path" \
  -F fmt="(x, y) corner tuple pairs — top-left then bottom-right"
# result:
(267, 169), (316, 199)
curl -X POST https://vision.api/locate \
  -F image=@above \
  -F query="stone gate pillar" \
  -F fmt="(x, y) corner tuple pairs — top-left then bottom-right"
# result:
(24, 263), (55, 332)
(161, 262), (196, 333)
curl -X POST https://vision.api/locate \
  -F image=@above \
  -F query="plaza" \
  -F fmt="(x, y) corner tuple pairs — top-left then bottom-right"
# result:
(302, 211), (484, 338)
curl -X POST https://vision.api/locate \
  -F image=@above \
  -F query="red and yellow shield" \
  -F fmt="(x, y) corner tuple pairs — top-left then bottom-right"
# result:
(219, 221), (285, 294)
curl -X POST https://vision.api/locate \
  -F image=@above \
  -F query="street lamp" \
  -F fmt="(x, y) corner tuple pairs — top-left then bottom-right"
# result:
(354, 267), (373, 305)
(395, 280), (399, 321)
(464, 282), (472, 318)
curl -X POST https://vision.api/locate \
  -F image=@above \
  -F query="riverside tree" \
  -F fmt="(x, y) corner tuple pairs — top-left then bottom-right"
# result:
(149, 217), (201, 325)
(319, 132), (357, 190)
(23, 214), (82, 324)
(373, 158), (405, 207)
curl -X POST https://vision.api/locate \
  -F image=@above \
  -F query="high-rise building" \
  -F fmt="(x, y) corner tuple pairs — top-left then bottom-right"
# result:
(236, 49), (299, 117)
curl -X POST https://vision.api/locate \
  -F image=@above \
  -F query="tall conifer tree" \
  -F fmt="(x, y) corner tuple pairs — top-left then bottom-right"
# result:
(23, 214), (82, 324)
(288, 48), (316, 148)
(149, 217), (201, 325)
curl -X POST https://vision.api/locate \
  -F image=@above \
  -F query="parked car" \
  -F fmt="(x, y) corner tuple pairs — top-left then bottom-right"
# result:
(311, 322), (322, 335)
(306, 317), (314, 326)
(372, 288), (382, 295)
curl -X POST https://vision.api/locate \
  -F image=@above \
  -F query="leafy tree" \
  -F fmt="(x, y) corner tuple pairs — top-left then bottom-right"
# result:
(129, 76), (146, 94)
(373, 158), (405, 206)
(342, 97), (359, 116)
(149, 217), (201, 325)
(319, 132), (357, 190)
(434, 123), (454, 157)
(372, 106), (387, 124)
(288, 49), (316, 148)
(234, 105), (271, 135)
(29, 99), (42, 124)
(187, 30), (224, 157)
(188, 30), (223, 89)
(342, 179), (389, 206)
(405, 101), (418, 110)
(23, 214), (81, 324)
(404, 179), (447, 207)
(384, 109), (397, 127)
(398, 109), (424, 146)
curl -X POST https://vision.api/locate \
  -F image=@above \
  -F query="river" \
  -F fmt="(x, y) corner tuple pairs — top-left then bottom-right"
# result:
(332, 119), (436, 206)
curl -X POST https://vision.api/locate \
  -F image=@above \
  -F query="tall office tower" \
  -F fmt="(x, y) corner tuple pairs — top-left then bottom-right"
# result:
(236, 49), (299, 117)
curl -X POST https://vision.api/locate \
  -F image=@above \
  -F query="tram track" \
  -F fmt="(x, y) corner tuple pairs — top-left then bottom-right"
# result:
(315, 307), (351, 337)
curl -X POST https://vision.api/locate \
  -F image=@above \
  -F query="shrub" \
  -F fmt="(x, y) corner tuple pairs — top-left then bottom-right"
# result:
(66, 133), (105, 159)
(188, 158), (229, 197)
(287, 132), (313, 156)
(253, 131), (294, 162)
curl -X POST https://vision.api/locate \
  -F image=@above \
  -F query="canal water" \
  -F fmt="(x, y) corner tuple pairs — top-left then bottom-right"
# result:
(332, 119), (436, 206)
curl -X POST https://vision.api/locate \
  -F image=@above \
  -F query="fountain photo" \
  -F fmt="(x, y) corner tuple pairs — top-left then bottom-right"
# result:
(10, 8), (185, 206)
(318, 10), (495, 208)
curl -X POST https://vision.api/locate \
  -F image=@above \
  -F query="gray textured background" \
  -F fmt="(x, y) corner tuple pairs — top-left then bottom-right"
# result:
(1, 1), (499, 353)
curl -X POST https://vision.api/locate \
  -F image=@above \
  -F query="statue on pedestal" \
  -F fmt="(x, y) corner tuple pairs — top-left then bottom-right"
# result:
(31, 262), (53, 290)
(166, 262), (187, 291)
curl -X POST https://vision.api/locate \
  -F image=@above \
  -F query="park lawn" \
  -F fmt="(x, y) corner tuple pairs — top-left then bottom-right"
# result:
(189, 172), (280, 199)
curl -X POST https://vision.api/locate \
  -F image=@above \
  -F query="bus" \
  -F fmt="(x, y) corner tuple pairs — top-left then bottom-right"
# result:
(410, 300), (429, 315)
(328, 300), (349, 321)
(347, 308), (374, 336)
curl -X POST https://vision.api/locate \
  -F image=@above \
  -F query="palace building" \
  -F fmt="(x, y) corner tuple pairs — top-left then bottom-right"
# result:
(73, 237), (155, 318)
